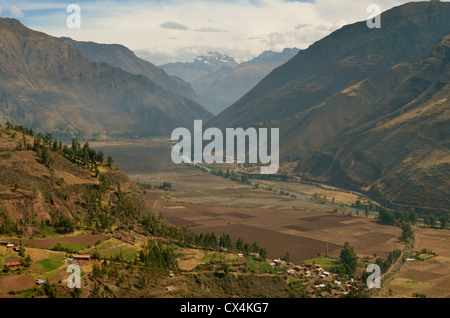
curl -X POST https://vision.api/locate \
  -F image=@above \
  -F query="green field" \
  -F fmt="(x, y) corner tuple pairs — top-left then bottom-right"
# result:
(247, 260), (273, 273)
(390, 278), (432, 290)
(200, 253), (215, 263)
(302, 257), (344, 271)
(51, 243), (85, 253)
(85, 240), (139, 261)
(38, 226), (58, 237)
(417, 254), (435, 261)
(35, 254), (66, 272)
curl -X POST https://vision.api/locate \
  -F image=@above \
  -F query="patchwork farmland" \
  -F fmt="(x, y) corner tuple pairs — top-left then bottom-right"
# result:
(93, 139), (405, 264)
(380, 227), (450, 298)
(152, 195), (403, 264)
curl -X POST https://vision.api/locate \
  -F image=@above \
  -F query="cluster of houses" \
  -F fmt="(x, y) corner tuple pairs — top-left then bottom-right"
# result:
(1, 241), (21, 251)
(271, 259), (360, 297)
(2, 241), (92, 287)
(281, 262), (332, 280)
(1, 241), (22, 267)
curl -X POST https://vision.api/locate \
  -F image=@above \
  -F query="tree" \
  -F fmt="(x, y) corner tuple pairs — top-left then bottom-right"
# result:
(259, 247), (267, 260)
(40, 147), (51, 167)
(340, 242), (357, 276)
(44, 133), (53, 145)
(107, 155), (114, 167)
(280, 252), (290, 263)
(235, 238), (244, 252)
(439, 213), (449, 229)
(428, 215), (437, 228)
(72, 138), (80, 153)
(37, 132), (45, 144)
(96, 151), (104, 163)
(406, 210), (417, 225)
(43, 279), (58, 298)
(54, 215), (74, 234)
(378, 208), (395, 225)
(52, 140), (59, 151)
(401, 222), (414, 242)
(241, 174), (249, 184)
(19, 246), (26, 257)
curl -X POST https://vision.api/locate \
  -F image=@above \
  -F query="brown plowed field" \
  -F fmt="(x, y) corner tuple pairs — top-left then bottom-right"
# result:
(151, 194), (403, 263)
(0, 275), (35, 293)
(381, 227), (450, 298)
(9, 234), (107, 249)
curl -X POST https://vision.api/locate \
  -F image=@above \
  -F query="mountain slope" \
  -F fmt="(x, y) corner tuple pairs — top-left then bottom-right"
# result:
(191, 48), (300, 115)
(0, 18), (212, 139)
(61, 37), (198, 101)
(210, 1), (450, 129)
(302, 34), (450, 213)
(0, 125), (151, 235)
(209, 1), (450, 213)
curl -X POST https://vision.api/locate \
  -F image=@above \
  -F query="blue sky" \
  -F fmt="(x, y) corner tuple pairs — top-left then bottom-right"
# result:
(0, 0), (430, 64)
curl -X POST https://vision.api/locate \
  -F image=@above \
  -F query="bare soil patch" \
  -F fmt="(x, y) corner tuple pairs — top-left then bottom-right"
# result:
(0, 275), (35, 293)
(283, 225), (312, 232)
(12, 234), (107, 249)
(401, 269), (443, 281)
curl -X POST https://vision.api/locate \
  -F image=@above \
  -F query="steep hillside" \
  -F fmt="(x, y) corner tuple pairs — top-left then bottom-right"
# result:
(302, 35), (450, 214)
(208, 1), (450, 213)
(0, 124), (151, 236)
(0, 18), (212, 139)
(210, 1), (450, 129)
(62, 38), (198, 101)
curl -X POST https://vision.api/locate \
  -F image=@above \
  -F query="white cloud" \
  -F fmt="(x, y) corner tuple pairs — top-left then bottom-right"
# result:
(195, 27), (225, 33)
(160, 21), (189, 30)
(10, 5), (24, 18)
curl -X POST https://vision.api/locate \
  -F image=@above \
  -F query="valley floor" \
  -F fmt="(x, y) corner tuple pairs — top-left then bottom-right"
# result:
(0, 137), (446, 298)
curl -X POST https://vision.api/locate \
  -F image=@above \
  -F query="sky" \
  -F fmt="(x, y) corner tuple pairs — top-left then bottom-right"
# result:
(0, 0), (434, 65)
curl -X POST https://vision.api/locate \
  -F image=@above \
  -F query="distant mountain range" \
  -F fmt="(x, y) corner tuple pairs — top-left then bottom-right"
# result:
(160, 52), (239, 83)
(160, 49), (299, 114)
(209, 1), (450, 213)
(192, 48), (300, 115)
(0, 18), (212, 139)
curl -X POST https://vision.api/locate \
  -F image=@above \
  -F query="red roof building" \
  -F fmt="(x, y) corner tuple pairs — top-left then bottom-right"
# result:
(73, 254), (90, 260)
(5, 261), (21, 267)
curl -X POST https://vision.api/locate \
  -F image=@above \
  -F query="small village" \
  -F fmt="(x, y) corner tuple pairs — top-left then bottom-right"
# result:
(230, 251), (362, 298)
(0, 240), (92, 288)
(270, 257), (360, 297)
